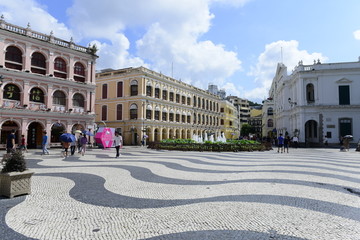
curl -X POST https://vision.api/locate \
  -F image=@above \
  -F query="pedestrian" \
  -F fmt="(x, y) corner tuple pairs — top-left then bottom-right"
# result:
(70, 134), (77, 156)
(62, 141), (70, 157)
(6, 129), (16, 153)
(284, 135), (290, 153)
(20, 134), (28, 152)
(323, 136), (328, 147)
(277, 133), (284, 153)
(77, 133), (83, 153)
(343, 137), (350, 151)
(41, 131), (49, 155)
(292, 136), (299, 148)
(114, 132), (123, 158)
(80, 134), (88, 156)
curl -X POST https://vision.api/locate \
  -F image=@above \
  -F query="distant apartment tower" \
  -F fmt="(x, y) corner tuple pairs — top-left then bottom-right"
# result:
(208, 83), (226, 99)
(226, 96), (250, 136)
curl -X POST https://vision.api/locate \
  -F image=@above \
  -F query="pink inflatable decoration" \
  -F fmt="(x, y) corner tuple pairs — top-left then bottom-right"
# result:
(95, 127), (115, 148)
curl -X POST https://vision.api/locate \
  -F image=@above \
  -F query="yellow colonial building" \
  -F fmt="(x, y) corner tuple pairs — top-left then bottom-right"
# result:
(95, 67), (239, 145)
(219, 100), (239, 139)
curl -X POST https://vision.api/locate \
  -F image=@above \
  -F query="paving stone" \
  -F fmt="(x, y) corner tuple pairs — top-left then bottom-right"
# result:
(1, 147), (360, 239)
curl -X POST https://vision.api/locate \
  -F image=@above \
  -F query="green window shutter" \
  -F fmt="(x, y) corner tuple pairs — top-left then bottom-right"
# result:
(339, 86), (350, 105)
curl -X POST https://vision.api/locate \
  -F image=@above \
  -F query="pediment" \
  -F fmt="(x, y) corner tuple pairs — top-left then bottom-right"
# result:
(336, 78), (352, 83)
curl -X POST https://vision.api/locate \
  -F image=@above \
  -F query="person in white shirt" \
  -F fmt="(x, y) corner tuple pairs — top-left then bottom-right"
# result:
(292, 136), (299, 148)
(114, 132), (123, 158)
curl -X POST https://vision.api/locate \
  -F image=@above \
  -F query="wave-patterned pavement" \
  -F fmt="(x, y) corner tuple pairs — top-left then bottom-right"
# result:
(1, 147), (360, 240)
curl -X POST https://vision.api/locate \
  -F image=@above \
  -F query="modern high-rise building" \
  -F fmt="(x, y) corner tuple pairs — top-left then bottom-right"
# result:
(0, 18), (97, 148)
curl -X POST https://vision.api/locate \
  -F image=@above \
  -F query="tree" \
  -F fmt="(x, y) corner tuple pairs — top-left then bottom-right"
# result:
(240, 124), (254, 137)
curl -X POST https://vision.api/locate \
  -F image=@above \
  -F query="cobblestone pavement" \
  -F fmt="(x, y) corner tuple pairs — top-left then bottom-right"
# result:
(1, 147), (360, 240)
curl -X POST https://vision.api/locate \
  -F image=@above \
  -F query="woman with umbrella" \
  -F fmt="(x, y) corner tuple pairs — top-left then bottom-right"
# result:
(60, 133), (75, 158)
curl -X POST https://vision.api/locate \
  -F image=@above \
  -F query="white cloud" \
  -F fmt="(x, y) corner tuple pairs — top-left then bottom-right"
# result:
(353, 30), (360, 40)
(0, 0), (245, 95)
(246, 40), (328, 101)
(66, 0), (242, 88)
(0, 0), (72, 40)
(90, 35), (145, 70)
(210, 0), (253, 7)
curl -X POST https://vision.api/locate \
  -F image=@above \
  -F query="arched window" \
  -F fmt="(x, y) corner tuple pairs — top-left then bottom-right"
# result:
(162, 89), (167, 100)
(5, 46), (23, 70)
(155, 106), (160, 120)
(162, 108), (168, 121)
(130, 80), (138, 96)
(54, 57), (67, 79)
(129, 104), (138, 119)
(31, 52), (46, 75)
(102, 84), (108, 99)
(306, 84), (315, 103)
(3, 84), (20, 100)
(267, 119), (274, 128)
(101, 105), (107, 121)
(74, 62), (85, 82)
(146, 105), (152, 119)
(116, 104), (123, 120)
(169, 110), (174, 121)
(146, 84), (152, 97)
(169, 91), (174, 101)
(29, 87), (45, 103)
(154, 86), (160, 98)
(117, 82), (123, 97)
(53, 90), (66, 105)
(73, 93), (85, 107)
(267, 107), (273, 116)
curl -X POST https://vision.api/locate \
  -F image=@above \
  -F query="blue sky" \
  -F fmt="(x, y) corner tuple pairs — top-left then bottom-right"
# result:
(1, 0), (360, 103)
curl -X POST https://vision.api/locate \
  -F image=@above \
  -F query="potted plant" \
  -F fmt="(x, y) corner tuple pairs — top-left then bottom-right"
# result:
(0, 150), (34, 198)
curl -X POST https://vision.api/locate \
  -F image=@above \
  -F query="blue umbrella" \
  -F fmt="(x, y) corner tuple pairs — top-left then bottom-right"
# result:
(60, 133), (76, 142)
(82, 130), (94, 136)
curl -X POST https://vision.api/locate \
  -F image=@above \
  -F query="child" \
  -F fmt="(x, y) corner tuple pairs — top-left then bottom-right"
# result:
(20, 134), (28, 152)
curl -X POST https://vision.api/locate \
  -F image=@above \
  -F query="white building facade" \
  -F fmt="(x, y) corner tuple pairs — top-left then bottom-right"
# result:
(270, 60), (360, 145)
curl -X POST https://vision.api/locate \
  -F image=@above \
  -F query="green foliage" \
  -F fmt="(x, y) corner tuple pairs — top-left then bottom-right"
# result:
(153, 138), (265, 152)
(240, 124), (254, 137)
(1, 150), (27, 173)
(227, 139), (261, 145)
(160, 138), (196, 144)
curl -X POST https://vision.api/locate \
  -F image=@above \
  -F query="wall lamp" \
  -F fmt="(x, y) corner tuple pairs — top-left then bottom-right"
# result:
(288, 98), (297, 107)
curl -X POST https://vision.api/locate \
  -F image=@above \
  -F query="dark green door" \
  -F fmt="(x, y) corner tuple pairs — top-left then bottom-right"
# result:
(339, 118), (352, 137)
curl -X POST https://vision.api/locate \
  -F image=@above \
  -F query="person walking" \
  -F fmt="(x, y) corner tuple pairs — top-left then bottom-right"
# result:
(62, 141), (70, 157)
(41, 131), (49, 155)
(114, 132), (123, 158)
(284, 135), (290, 153)
(277, 133), (284, 153)
(6, 129), (16, 153)
(80, 134), (88, 156)
(292, 136), (299, 148)
(20, 134), (28, 152)
(70, 134), (77, 156)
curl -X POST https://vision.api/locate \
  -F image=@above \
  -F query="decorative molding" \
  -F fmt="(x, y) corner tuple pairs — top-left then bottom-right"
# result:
(336, 78), (352, 84)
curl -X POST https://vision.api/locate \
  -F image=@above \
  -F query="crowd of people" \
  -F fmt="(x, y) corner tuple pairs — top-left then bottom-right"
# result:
(5, 130), (123, 159)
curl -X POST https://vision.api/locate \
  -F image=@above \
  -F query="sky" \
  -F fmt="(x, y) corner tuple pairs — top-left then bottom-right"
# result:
(1, 0), (360, 103)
